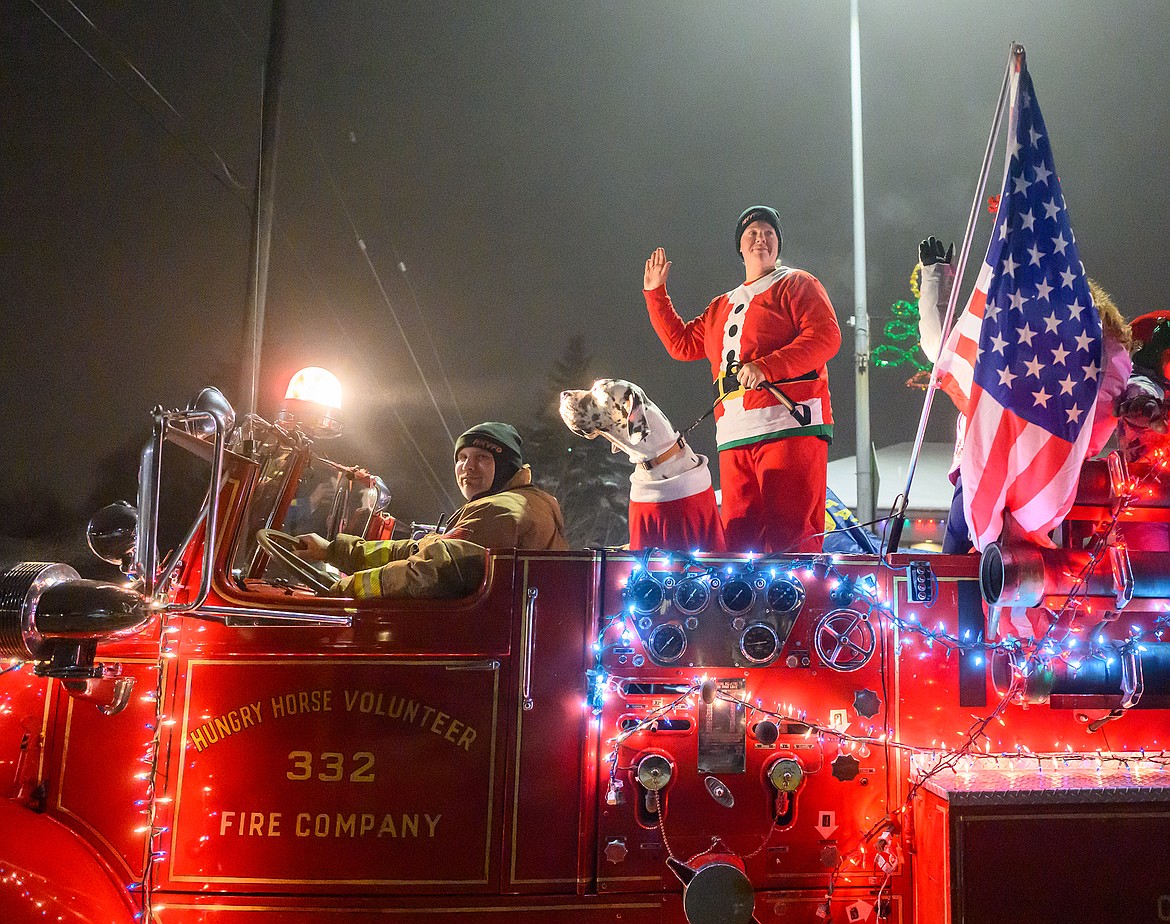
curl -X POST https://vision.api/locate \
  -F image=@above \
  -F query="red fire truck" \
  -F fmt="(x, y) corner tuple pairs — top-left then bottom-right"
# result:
(2, 373), (1168, 923)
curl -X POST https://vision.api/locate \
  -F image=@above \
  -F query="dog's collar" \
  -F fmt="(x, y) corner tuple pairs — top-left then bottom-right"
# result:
(637, 435), (686, 472)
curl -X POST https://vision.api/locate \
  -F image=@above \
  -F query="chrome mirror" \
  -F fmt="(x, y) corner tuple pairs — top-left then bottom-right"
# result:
(87, 501), (138, 570)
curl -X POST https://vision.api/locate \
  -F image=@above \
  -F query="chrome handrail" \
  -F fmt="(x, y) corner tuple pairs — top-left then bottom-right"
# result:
(522, 587), (538, 711)
(197, 604), (352, 627)
(135, 409), (165, 597)
(161, 412), (225, 614)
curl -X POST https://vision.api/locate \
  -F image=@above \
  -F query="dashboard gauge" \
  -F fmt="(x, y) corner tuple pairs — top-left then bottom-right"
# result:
(673, 577), (710, 615)
(766, 577), (804, 613)
(646, 623), (687, 663)
(719, 577), (755, 615)
(739, 623), (781, 664)
(627, 575), (665, 615)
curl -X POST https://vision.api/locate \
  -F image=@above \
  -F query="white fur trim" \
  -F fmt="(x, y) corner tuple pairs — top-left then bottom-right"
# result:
(715, 397), (825, 446)
(629, 456), (713, 503)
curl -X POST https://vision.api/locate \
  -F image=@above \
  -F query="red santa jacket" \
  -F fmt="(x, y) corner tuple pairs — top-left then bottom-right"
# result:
(645, 267), (841, 451)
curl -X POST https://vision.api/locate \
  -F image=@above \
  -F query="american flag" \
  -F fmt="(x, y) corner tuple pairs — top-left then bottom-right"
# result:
(938, 52), (1102, 550)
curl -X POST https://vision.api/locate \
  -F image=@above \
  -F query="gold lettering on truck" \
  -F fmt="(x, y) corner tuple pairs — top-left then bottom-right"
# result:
(186, 688), (477, 753)
(215, 810), (441, 838)
(341, 689), (478, 751)
(187, 701), (262, 752)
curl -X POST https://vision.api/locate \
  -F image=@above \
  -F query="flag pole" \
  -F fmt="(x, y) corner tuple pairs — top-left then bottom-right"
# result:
(885, 41), (1024, 554)
(850, 0), (874, 525)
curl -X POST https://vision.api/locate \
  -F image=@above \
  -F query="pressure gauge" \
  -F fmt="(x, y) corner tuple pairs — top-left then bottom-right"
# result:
(627, 575), (665, 615)
(646, 623), (687, 663)
(673, 577), (710, 615)
(719, 577), (755, 615)
(766, 577), (805, 614)
(739, 623), (781, 665)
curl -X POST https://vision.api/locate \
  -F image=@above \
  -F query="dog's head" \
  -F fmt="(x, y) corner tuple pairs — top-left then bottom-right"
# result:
(559, 379), (650, 454)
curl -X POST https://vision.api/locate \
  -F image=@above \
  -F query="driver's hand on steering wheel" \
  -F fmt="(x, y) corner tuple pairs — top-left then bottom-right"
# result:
(294, 533), (330, 561)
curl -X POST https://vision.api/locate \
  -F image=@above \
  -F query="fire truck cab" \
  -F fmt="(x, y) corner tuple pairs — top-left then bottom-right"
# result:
(2, 379), (1169, 924)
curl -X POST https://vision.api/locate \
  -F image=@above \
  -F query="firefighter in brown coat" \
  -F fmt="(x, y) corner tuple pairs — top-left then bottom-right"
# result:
(297, 422), (568, 598)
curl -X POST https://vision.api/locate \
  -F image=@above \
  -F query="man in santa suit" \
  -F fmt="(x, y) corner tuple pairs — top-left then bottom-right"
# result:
(642, 206), (841, 553)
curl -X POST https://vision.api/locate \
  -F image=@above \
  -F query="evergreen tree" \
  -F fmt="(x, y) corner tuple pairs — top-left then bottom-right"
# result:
(524, 336), (630, 548)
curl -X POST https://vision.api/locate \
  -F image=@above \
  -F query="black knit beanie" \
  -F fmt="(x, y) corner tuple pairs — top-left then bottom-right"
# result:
(454, 422), (524, 495)
(734, 205), (783, 259)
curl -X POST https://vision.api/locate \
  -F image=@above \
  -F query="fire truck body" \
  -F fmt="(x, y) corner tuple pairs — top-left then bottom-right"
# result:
(2, 389), (1169, 923)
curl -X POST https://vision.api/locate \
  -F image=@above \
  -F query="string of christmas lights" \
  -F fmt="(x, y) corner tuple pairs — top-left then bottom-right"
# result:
(129, 608), (179, 921)
(590, 458), (1165, 916)
(818, 461), (1167, 910)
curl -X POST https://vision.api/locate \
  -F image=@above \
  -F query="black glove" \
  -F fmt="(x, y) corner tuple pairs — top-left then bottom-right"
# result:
(919, 236), (954, 267)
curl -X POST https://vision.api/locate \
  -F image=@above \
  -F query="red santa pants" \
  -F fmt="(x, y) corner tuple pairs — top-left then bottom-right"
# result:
(718, 435), (827, 554)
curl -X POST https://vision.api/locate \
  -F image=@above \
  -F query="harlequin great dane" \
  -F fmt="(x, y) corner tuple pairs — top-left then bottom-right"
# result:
(559, 378), (726, 552)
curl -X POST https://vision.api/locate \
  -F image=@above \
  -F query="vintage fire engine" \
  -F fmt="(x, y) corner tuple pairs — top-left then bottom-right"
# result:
(1, 371), (1169, 924)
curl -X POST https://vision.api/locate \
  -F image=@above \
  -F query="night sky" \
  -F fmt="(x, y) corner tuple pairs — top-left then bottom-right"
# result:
(3, 1), (1168, 532)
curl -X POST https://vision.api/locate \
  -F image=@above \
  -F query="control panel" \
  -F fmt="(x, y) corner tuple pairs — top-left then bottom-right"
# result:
(607, 561), (883, 674)
(595, 556), (894, 896)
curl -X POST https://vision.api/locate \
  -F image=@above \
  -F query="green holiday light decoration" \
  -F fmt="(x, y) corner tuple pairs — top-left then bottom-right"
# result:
(875, 201), (1003, 384)
(870, 264), (932, 375)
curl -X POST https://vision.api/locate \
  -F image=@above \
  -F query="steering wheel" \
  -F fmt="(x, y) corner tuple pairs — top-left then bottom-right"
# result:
(255, 529), (337, 595)
(813, 609), (877, 672)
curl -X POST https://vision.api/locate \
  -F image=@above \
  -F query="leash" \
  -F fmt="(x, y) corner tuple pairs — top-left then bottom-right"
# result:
(682, 361), (812, 434)
(682, 395), (724, 435)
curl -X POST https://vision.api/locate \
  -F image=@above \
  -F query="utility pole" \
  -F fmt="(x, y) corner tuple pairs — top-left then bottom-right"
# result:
(240, 0), (287, 422)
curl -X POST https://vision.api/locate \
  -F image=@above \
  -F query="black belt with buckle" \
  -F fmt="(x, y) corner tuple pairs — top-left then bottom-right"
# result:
(712, 368), (816, 401)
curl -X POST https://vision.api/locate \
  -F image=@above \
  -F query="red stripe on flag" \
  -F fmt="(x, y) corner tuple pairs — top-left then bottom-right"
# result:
(966, 403), (1022, 541)
(935, 280), (987, 414)
(1005, 431), (1073, 513)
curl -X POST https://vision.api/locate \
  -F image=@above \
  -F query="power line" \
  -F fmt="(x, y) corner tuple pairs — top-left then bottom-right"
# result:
(312, 143), (462, 448)
(31, 0), (463, 506)
(274, 226), (458, 509)
(388, 244), (468, 431)
(28, 0), (248, 199)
